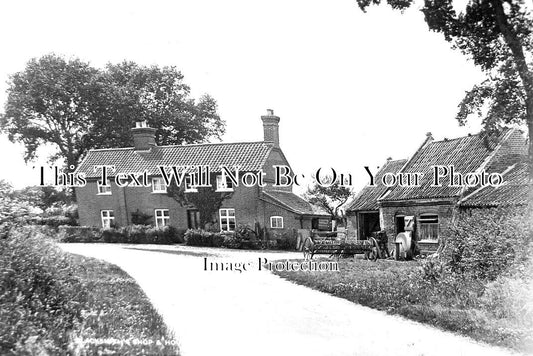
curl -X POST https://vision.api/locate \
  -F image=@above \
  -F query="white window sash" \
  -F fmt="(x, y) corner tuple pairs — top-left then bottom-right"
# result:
(155, 209), (170, 228)
(97, 180), (112, 195)
(219, 208), (236, 231)
(216, 175), (234, 192)
(101, 210), (114, 228)
(270, 216), (284, 229)
(152, 178), (167, 193)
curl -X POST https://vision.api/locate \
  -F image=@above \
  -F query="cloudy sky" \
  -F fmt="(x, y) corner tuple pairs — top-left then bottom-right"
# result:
(0, 0), (483, 192)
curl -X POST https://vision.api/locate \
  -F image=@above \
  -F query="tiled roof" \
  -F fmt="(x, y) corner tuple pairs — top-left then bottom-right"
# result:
(77, 142), (274, 178)
(346, 159), (407, 211)
(459, 162), (529, 207)
(380, 130), (524, 202)
(261, 190), (329, 216)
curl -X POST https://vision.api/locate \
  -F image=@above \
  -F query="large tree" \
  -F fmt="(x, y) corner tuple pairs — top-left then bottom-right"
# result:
(0, 54), (225, 168)
(356, 0), (533, 207)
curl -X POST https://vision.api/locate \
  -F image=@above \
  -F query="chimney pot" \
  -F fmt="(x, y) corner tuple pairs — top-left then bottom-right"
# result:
(132, 121), (157, 151)
(261, 109), (280, 148)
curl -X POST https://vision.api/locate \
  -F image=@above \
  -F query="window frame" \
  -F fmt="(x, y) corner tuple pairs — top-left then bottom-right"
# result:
(97, 179), (112, 195)
(101, 210), (115, 228)
(184, 175), (198, 193)
(270, 216), (284, 229)
(216, 175), (234, 192)
(154, 209), (170, 228)
(152, 177), (167, 193)
(418, 214), (439, 242)
(219, 208), (236, 232)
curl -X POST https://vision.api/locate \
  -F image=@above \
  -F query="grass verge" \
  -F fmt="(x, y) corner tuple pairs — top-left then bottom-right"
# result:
(273, 257), (532, 353)
(69, 254), (179, 355)
(0, 227), (179, 355)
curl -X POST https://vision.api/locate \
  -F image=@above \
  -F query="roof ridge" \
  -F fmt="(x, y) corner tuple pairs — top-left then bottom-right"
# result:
(87, 140), (271, 152)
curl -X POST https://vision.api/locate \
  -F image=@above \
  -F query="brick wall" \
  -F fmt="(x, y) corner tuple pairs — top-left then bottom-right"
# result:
(380, 201), (456, 250)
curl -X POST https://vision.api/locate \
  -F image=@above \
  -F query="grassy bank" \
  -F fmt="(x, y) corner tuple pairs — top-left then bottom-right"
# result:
(274, 257), (533, 353)
(0, 227), (179, 355)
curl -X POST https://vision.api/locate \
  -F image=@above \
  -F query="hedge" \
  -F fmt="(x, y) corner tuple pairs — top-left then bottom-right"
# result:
(58, 225), (186, 244)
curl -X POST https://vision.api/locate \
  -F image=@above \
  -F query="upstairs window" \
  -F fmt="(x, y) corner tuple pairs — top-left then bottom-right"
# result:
(155, 209), (170, 228)
(101, 210), (114, 228)
(152, 177), (167, 193)
(419, 214), (439, 241)
(219, 208), (236, 232)
(184, 175), (198, 192)
(216, 175), (234, 192)
(270, 216), (284, 229)
(97, 179), (112, 195)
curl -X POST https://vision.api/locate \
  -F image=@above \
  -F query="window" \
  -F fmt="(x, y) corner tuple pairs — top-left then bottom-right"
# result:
(101, 210), (114, 228)
(97, 179), (112, 195)
(184, 175), (198, 192)
(187, 209), (201, 229)
(219, 208), (236, 232)
(419, 214), (439, 241)
(155, 209), (170, 228)
(216, 175), (234, 192)
(270, 216), (284, 229)
(152, 177), (167, 193)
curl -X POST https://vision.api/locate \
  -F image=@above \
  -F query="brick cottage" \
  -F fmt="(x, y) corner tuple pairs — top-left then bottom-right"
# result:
(74, 110), (330, 234)
(346, 128), (528, 254)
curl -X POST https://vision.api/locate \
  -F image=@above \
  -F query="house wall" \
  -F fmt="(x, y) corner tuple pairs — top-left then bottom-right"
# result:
(380, 201), (456, 253)
(76, 175), (306, 232)
(262, 148), (292, 191)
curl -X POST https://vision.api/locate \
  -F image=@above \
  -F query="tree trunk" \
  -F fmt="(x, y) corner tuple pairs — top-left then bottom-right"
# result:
(491, 0), (533, 238)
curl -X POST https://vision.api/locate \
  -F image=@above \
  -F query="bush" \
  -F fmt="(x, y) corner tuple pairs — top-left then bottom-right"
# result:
(58, 226), (101, 242)
(272, 229), (298, 250)
(447, 206), (530, 280)
(185, 229), (224, 247)
(0, 229), (86, 354)
(32, 215), (77, 227)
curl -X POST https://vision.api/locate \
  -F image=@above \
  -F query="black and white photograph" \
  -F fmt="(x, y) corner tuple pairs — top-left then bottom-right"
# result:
(0, 0), (532, 355)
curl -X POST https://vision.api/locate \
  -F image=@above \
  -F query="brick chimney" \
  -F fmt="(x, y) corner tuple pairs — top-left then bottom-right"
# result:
(261, 109), (280, 147)
(131, 120), (156, 151)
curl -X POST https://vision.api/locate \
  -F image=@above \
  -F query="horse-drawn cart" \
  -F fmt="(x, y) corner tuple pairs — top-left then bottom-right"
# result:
(301, 231), (390, 261)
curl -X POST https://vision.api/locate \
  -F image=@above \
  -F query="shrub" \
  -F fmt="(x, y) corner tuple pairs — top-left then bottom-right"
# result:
(58, 226), (101, 242)
(185, 229), (224, 247)
(447, 206), (530, 280)
(0, 229), (87, 354)
(32, 215), (77, 227)
(272, 229), (298, 250)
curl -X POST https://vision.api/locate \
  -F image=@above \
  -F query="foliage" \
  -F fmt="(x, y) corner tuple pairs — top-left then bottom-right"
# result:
(184, 229), (225, 247)
(100, 225), (185, 244)
(167, 182), (232, 228)
(0, 54), (225, 168)
(447, 206), (530, 280)
(131, 209), (153, 225)
(276, 257), (532, 352)
(0, 180), (40, 229)
(58, 225), (185, 244)
(0, 228), (87, 354)
(305, 181), (352, 222)
(0, 226), (179, 355)
(355, 0), (533, 205)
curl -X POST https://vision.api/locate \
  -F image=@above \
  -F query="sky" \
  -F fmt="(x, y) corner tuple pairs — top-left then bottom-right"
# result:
(0, 0), (484, 192)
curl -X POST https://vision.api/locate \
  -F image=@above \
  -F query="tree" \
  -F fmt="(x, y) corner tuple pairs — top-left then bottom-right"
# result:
(305, 182), (352, 226)
(0, 54), (225, 169)
(81, 61), (224, 151)
(167, 183), (233, 230)
(355, 0), (533, 209)
(0, 55), (100, 168)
